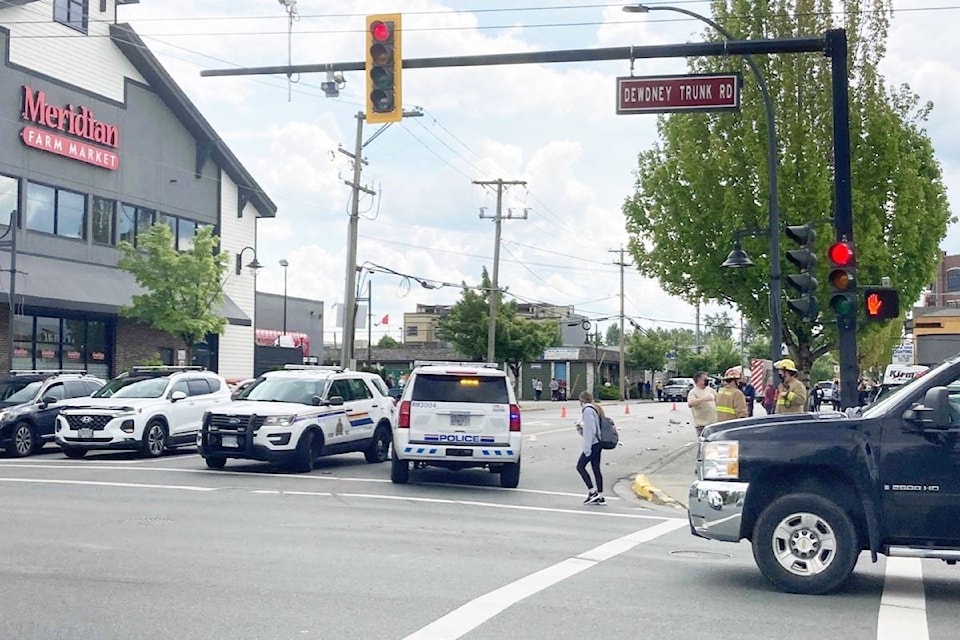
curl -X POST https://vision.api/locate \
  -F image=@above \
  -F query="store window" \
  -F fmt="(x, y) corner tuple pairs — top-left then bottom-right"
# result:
(12, 315), (33, 372)
(25, 182), (86, 239)
(948, 269), (960, 293)
(35, 317), (61, 371)
(91, 197), (115, 245)
(54, 0), (87, 33)
(11, 315), (110, 378)
(119, 203), (155, 247)
(160, 214), (177, 246)
(178, 219), (197, 251)
(0, 175), (17, 227)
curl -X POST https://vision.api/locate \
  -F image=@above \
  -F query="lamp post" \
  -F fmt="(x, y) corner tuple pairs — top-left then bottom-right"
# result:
(235, 246), (263, 275)
(624, 3), (783, 374)
(279, 258), (289, 335)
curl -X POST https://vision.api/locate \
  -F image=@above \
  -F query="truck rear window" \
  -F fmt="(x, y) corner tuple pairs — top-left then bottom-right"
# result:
(411, 374), (510, 404)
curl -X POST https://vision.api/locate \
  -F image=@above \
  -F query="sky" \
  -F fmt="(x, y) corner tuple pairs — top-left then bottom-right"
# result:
(115, 0), (959, 349)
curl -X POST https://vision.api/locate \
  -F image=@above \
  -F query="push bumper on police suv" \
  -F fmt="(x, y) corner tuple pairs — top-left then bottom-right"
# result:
(688, 480), (749, 542)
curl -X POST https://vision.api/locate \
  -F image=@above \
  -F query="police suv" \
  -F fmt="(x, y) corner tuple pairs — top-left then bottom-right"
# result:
(391, 362), (522, 488)
(198, 365), (395, 472)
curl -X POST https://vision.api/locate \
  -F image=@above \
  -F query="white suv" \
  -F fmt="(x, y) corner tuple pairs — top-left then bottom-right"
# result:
(198, 366), (396, 472)
(392, 362), (522, 488)
(56, 367), (231, 458)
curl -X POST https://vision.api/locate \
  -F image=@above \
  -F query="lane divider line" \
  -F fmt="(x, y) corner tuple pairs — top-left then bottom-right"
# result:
(877, 557), (929, 640)
(402, 519), (688, 640)
(0, 477), (217, 492)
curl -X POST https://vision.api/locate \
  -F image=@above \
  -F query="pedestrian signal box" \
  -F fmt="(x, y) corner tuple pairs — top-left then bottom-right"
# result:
(863, 287), (900, 322)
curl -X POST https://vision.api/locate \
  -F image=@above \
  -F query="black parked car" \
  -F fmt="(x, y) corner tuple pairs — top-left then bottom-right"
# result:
(0, 370), (105, 457)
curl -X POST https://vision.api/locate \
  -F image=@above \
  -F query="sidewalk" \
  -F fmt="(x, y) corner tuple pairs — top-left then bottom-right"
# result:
(633, 442), (698, 508)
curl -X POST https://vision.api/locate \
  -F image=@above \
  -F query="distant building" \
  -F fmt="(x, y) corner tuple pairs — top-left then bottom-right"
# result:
(910, 252), (960, 365)
(254, 292), (323, 357)
(401, 302), (589, 347)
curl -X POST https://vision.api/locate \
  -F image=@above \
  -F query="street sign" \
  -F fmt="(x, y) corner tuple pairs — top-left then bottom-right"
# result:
(616, 73), (741, 114)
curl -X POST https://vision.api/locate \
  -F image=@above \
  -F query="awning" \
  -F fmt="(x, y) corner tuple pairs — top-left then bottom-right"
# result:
(255, 329), (310, 354)
(0, 252), (251, 325)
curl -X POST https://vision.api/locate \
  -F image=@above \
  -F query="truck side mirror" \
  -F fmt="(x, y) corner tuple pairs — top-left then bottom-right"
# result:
(326, 395), (344, 406)
(903, 386), (950, 430)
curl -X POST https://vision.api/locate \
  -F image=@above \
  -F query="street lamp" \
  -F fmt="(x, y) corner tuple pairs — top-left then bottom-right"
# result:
(279, 258), (289, 335)
(624, 3), (784, 373)
(235, 246), (263, 275)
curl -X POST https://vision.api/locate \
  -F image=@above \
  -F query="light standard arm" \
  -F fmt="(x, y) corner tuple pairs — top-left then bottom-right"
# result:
(624, 4), (783, 374)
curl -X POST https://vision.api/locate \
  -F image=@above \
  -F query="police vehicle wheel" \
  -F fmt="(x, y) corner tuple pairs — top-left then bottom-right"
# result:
(752, 493), (859, 595)
(10, 422), (36, 458)
(292, 430), (320, 473)
(390, 446), (409, 484)
(365, 426), (390, 464)
(205, 456), (227, 469)
(500, 459), (521, 489)
(62, 447), (87, 459)
(141, 421), (167, 458)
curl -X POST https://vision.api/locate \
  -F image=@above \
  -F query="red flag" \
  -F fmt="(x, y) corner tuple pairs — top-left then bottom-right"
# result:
(380, 314), (389, 325)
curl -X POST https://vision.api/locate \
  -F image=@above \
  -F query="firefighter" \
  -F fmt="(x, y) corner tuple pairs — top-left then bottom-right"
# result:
(715, 366), (748, 422)
(774, 358), (808, 414)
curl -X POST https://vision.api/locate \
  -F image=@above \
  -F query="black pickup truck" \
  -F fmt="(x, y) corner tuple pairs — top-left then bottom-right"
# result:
(688, 355), (960, 594)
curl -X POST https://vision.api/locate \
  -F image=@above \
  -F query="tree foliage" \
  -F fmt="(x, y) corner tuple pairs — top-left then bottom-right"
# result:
(376, 335), (400, 348)
(118, 224), (229, 358)
(437, 269), (560, 389)
(622, 0), (952, 377)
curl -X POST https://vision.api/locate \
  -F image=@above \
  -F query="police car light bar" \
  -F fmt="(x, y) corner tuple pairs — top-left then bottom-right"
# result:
(413, 361), (500, 368)
(282, 364), (344, 372)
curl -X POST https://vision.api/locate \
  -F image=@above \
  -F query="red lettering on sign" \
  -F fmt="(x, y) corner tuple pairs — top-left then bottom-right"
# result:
(20, 126), (119, 170)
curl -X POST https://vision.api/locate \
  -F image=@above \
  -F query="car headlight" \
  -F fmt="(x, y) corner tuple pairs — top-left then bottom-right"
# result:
(263, 415), (297, 427)
(701, 440), (739, 480)
(0, 410), (8, 423)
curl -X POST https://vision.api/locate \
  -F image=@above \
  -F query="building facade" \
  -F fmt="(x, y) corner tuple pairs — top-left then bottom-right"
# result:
(402, 302), (589, 347)
(254, 292), (323, 357)
(0, 1), (274, 379)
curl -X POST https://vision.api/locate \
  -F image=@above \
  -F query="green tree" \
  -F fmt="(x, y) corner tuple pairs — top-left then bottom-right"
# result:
(376, 335), (400, 348)
(118, 223), (229, 362)
(436, 268), (559, 392)
(622, 0), (951, 378)
(704, 312), (733, 342)
(604, 323), (621, 347)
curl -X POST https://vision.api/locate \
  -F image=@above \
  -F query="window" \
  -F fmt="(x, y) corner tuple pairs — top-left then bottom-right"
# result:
(25, 182), (86, 239)
(329, 379), (353, 401)
(54, 0), (87, 32)
(177, 219), (197, 251)
(169, 379), (189, 397)
(348, 378), (373, 400)
(406, 326), (419, 337)
(410, 374), (510, 403)
(948, 269), (960, 293)
(119, 204), (155, 247)
(160, 214), (177, 246)
(13, 316), (110, 378)
(187, 379), (211, 396)
(42, 383), (66, 402)
(91, 197), (115, 245)
(0, 175), (17, 227)
(64, 380), (90, 398)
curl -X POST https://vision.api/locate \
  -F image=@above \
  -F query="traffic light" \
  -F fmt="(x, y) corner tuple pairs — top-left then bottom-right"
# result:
(784, 224), (819, 322)
(863, 287), (900, 321)
(827, 240), (857, 318)
(365, 14), (402, 124)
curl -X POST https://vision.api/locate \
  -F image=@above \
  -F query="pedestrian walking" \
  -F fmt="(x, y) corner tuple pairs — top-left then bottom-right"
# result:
(644, 380), (652, 400)
(742, 379), (756, 417)
(774, 359), (808, 414)
(575, 390), (606, 505)
(549, 378), (559, 401)
(687, 371), (717, 437)
(716, 367), (748, 422)
(763, 383), (776, 415)
(534, 378), (543, 401)
(656, 380), (663, 401)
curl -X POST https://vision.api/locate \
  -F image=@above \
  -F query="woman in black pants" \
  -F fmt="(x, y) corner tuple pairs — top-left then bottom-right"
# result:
(576, 390), (606, 505)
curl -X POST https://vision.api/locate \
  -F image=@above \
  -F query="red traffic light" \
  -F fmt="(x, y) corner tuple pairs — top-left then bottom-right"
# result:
(370, 20), (392, 42)
(828, 241), (854, 266)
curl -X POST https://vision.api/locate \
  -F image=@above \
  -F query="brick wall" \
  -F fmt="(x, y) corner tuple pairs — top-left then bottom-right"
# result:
(115, 318), (186, 373)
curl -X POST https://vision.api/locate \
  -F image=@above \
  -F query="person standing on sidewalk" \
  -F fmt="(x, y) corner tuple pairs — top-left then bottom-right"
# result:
(656, 380), (663, 401)
(575, 390), (606, 505)
(687, 371), (717, 437)
(716, 367), (748, 422)
(534, 378), (543, 401)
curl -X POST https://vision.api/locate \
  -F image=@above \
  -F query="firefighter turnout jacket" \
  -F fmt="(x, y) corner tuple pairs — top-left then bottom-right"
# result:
(715, 385), (748, 422)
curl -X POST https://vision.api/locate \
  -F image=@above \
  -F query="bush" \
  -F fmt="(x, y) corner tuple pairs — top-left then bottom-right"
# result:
(597, 385), (620, 401)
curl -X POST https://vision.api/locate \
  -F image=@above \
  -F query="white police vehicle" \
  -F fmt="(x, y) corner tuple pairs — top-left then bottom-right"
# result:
(198, 365), (395, 472)
(56, 367), (230, 458)
(392, 362), (522, 488)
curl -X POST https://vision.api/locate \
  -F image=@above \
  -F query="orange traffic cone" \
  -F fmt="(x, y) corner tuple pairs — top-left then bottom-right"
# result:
(671, 402), (677, 411)
(561, 405), (567, 418)
(624, 404), (631, 415)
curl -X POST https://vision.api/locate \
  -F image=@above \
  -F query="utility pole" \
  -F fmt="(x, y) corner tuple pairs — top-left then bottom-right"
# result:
(609, 247), (630, 401)
(474, 179), (526, 364)
(695, 300), (701, 353)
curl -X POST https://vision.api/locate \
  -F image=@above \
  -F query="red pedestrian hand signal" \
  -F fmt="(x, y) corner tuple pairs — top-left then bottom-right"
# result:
(866, 293), (883, 316)
(862, 287), (900, 321)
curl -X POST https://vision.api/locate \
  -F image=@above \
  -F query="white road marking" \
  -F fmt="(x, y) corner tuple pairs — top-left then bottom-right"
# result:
(0, 477), (216, 492)
(402, 519), (687, 640)
(877, 557), (929, 640)
(0, 463), (619, 500)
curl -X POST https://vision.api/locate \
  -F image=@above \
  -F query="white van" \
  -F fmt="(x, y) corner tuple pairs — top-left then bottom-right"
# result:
(872, 364), (929, 404)
(391, 362), (521, 488)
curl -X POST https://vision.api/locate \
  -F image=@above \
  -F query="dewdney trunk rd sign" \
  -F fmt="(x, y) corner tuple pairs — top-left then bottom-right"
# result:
(19, 85), (120, 170)
(617, 73), (741, 114)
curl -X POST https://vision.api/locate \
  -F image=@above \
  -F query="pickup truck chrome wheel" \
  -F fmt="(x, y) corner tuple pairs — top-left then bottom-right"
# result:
(752, 493), (859, 595)
(771, 512), (837, 576)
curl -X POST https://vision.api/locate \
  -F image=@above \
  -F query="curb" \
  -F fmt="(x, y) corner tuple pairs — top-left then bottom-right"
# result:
(632, 473), (684, 510)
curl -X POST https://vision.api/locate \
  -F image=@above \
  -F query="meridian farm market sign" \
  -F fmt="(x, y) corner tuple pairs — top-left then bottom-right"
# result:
(616, 73), (741, 114)
(18, 86), (120, 170)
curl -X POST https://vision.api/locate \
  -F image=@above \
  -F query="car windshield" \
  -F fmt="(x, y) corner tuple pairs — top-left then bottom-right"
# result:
(3, 380), (43, 404)
(241, 377), (327, 404)
(93, 376), (169, 399)
(667, 379), (688, 386)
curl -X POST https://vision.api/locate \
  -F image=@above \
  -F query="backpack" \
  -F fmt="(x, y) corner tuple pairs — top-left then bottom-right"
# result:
(590, 406), (619, 450)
